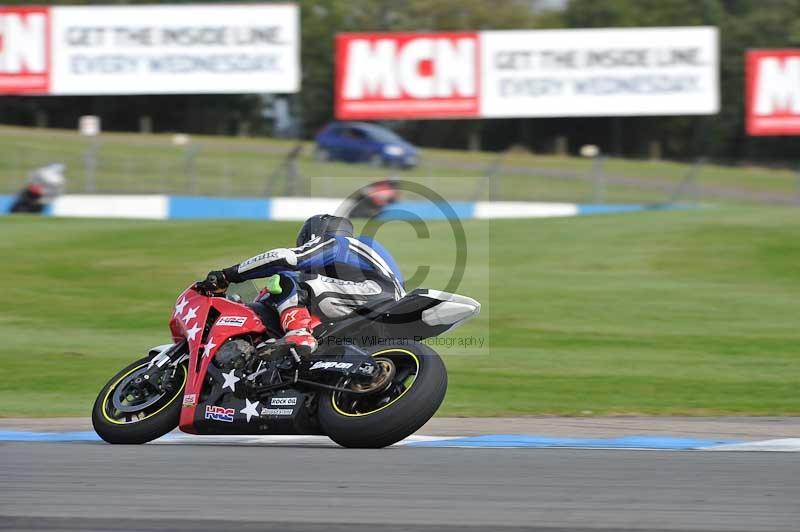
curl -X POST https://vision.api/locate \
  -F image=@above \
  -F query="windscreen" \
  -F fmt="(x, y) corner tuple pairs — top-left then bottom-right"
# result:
(225, 280), (261, 304)
(361, 124), (404, 144)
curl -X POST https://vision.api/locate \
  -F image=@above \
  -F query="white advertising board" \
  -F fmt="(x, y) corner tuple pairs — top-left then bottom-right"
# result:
(335, 27), (718, 119)
(0, 4), (299, 95)
(480, 27), (719, 117)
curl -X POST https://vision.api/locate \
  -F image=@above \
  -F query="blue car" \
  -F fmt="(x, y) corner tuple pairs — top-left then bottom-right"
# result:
(314, 122), (418, 169)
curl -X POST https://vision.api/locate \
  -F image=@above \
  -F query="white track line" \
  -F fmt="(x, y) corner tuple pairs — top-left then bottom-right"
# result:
(704, 438), (800, 452)
(149, 433), (451, 447)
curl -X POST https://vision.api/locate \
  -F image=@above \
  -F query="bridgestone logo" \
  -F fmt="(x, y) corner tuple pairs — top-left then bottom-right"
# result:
(261, 408), (293, 416)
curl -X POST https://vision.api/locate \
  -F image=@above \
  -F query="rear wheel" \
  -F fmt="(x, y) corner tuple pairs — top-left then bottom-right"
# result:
(318, 341), (447, 448)
(91, 357), (186, 444)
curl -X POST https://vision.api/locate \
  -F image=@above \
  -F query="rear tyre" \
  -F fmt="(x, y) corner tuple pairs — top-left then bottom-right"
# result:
(318, 341), (447, 448)
(91, 357), (185, 444)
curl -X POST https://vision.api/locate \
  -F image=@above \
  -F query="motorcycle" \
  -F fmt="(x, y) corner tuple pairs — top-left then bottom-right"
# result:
(9, 163), (66, 214)
(92, 279), (480, 448)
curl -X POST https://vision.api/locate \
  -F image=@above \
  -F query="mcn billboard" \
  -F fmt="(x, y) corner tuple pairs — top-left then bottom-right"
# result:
(335, 32), (479, 119)
(0, 7), (50, 94)
(746, 50), (800, 136)
(336, 27), (719, 120)
(0, 4), (299, 95)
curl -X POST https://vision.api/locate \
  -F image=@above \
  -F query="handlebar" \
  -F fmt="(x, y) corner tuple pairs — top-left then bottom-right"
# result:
(192, 281), (227, 297)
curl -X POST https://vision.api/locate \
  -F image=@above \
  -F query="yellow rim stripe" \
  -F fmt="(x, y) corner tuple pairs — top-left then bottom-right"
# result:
(330, 348), (420, 418)
(101, 363), (187, 425)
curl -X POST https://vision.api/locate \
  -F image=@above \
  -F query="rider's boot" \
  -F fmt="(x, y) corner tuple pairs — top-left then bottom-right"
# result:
(278, 306), (320, 356)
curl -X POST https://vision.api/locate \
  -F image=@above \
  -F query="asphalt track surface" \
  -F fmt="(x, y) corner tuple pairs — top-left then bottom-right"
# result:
(2, 442), (799, 532)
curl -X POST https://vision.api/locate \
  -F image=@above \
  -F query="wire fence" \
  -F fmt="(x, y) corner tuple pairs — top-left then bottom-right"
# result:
(1, 128), (798, 206)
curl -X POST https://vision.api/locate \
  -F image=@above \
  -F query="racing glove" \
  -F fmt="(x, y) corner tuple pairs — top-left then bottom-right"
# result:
(198, 270), (229, 293)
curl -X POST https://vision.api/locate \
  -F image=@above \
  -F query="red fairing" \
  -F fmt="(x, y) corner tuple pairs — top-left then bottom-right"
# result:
(366, 181), (398, 206)
(169, 287), (266, 433)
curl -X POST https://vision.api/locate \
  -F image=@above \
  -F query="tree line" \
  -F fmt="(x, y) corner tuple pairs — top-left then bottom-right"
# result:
(1, 0), (798, 163)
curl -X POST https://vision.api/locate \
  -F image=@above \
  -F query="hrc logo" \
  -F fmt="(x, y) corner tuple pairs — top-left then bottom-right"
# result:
(204, 405), (234, 423)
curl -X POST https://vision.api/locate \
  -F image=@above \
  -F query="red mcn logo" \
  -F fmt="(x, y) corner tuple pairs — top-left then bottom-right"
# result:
(0, 7), (49, 94)
(746, 50), (800, 136)
(335, 32), (479, 120)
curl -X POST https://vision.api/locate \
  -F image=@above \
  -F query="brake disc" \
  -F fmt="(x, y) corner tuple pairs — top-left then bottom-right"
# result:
(112, 367), (166, 413)
(350, 358), (396, 395)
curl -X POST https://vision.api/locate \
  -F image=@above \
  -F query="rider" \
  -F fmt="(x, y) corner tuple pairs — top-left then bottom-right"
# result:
(200, 214), (405, 355)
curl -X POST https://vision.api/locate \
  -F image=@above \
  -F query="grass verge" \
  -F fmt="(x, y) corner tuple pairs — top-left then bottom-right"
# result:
(0, 207), (798, 417)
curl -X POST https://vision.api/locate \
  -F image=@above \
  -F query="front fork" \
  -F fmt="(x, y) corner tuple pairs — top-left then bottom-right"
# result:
(145, 340), (189, 392)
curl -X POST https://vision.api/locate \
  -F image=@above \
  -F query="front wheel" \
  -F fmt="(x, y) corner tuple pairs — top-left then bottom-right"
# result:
(91, 357), (186, 444)
(318, 341), (447, 448)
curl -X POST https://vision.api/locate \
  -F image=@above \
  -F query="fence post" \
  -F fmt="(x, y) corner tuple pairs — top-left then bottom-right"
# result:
(670, 157), (706, 204)
(265, 144), (303, 196)
(34, 110), (48, 129)
(467, 120), (481, 151)
(472, 151), (505, 201)
(591, 155), (607, 204)
(648, 140), (662, 161)
(139, 116), (152, 134)
(795, 167), (800, 205)
(158, 157), (169, 194)
(83, 137), (97, 193)
(554, 136), (568, 156)
(184, 145), (199, 195)
(171, 134), (194, 194)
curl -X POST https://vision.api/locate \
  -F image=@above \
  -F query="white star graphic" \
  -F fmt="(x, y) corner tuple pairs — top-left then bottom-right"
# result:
(183, 306), (198, 322)
(240, 398), (260, 423)
(203, 338), (218, 358)
(174, 297), (188, 316)
(221, 370), (240, 392)
(186, 323), (201, 341)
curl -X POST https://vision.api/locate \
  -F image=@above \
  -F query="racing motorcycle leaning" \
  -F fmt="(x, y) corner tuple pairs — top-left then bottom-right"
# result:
(92, 279), (480, 448)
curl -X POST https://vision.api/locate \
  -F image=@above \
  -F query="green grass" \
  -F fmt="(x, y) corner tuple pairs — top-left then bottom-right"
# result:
(1, 208), (799, 417)
(1, 125), (798, 204)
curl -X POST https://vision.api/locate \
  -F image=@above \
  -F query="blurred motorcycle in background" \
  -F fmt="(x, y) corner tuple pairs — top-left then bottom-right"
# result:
(9, 164), (66, 214)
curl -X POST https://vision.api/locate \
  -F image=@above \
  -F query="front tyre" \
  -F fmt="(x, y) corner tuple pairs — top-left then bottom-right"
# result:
(318, 341), (447, 448)
(92, 357), (186, 444)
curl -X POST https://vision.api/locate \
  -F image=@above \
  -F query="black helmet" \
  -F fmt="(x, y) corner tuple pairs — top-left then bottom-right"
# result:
(296, 214), (353, 247)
